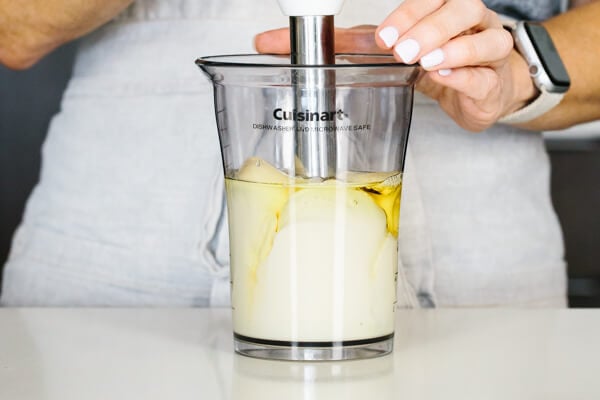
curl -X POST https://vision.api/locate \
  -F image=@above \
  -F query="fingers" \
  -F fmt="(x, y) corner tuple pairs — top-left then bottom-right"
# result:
(255, 26), (385, 55)
(427, 66), (502, 101)
(254, 28), (290, 54)
(417, 66), (506, 132)
(376, 0), (502, 64)
(377, 0), (446, 48)
(420, 28), (513, 70)
(335, 26), (388, 54)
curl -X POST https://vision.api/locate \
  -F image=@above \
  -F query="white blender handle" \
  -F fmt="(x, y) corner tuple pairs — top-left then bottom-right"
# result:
(277, 0), (346, 16)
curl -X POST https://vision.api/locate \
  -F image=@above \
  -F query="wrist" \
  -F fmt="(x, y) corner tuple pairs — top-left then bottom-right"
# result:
(499, 21), (570, 125)
(505, 49), (539, 116)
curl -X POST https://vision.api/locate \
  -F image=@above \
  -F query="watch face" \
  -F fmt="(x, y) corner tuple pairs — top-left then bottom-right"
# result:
(524, 22), (571, 90)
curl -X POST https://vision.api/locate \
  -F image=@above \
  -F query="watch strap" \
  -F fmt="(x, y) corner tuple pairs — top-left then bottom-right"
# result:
(498, 87), (565, 125)
(499, 19), (566, 125)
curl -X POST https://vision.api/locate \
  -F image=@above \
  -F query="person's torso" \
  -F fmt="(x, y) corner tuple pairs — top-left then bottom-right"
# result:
(9, 0), (566, 307)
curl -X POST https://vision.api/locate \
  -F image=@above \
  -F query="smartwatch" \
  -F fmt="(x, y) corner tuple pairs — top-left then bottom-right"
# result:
(499, 20), (571, 125)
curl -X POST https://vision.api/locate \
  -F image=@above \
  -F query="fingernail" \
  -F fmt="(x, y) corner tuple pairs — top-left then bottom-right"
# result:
(378, 26), (399, 48)
(420, 48), (445, 69)
(438, 69), (452, 76)
(394, 39), (420, 64)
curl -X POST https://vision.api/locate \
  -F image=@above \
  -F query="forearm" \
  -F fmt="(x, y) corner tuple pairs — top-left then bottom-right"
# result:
(515, 1), (600, 131)
(0, 0), (132, 70)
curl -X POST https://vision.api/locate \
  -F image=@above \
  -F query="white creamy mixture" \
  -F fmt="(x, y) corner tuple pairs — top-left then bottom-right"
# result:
(226, 158), (400, 342)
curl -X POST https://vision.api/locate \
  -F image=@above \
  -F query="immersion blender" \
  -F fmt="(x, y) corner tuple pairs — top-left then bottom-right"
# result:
(276, 0), (346, 179)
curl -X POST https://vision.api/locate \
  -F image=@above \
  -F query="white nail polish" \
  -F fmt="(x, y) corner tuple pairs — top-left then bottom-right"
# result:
(378, 26), (399, 48)
(394, 39), (420, 64)
(438, 69), (452, 76)
(420, 48), (445, 69)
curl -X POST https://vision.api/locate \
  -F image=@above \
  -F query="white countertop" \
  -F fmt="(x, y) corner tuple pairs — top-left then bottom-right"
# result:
(1, 308), (599, 399)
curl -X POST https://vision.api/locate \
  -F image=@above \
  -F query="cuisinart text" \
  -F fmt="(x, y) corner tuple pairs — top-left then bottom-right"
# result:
(273, 108), (348, 122)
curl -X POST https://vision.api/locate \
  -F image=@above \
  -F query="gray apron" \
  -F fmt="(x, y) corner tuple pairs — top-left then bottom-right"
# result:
(1, 0), (566, 307)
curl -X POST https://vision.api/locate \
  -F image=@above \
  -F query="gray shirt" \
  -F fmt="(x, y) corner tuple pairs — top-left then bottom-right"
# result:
(484, 0), (566, 20)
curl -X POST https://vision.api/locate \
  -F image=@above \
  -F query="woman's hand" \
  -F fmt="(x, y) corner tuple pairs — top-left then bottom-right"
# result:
(375, 0), (536, 131)
(256, 0), (538, 132)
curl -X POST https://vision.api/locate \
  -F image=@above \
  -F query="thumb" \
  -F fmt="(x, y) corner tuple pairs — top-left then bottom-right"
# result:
(254, 28), (290, 54)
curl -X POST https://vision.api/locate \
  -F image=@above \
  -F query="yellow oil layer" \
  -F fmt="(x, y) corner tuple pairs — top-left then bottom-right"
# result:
(361, 179), (402, 237)
(233, 157), (402, 236)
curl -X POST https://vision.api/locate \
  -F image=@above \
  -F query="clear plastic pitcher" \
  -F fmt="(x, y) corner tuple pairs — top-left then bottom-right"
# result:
(197, 54), (420, 361)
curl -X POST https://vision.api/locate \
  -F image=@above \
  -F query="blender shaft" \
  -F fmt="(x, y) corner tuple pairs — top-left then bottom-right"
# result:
(290, 15), (335, 65)
(290, 16), (337, 179)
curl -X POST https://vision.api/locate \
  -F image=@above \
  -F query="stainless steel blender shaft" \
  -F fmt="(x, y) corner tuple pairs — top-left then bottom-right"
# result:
(290, 15), (337, 179)
(290, 15), (335, 65)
